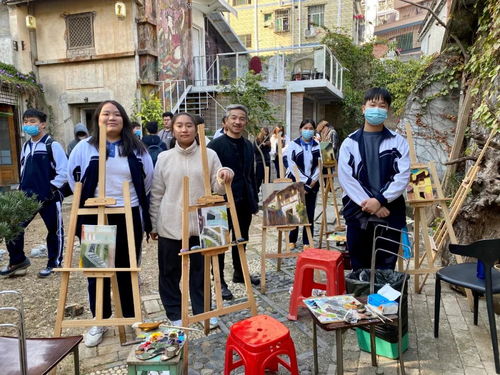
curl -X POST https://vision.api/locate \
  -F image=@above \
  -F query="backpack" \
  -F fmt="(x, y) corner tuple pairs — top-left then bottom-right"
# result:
(147, 138), (164, 165)
(45, 138), (73, 198)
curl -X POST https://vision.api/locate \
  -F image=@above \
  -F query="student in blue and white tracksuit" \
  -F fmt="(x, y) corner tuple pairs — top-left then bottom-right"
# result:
(68, 100), (154, 347)
(0, 109), (67, 279)
(285, 119), (321, 247)
(338, 88), (410, 271)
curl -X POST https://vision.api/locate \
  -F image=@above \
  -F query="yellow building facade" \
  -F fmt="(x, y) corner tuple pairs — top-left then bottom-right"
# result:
(227, 0), (357, 50)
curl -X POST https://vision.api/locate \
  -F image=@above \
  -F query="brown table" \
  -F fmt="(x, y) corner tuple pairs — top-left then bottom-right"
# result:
(307, 296), (398, 375)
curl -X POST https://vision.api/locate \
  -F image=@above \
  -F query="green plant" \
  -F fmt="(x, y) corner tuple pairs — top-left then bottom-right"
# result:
(321, 30), (429, 131)
(0, 191), (41, 244)
(131, 93), (164, 128)
(219, 70), (279, 135)
(465, 0), (499, 129)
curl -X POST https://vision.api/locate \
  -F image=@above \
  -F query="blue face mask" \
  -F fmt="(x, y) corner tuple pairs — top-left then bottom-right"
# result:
(134, 130), (141, 137)
(23, 124), (40, 137)
(364, 107), (388, 125)
(301, 129), (315, 141)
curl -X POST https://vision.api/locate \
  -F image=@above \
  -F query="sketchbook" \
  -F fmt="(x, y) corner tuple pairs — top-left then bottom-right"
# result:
(304, 295), (364, 324)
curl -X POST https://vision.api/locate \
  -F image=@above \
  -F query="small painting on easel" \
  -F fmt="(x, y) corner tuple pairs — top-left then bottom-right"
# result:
(79, 225), (117, 268)
(320, 142), (336, 165)
(263, 182), (308, 226)
(197, 205), (230, 248)
(407, 167), (435, 200)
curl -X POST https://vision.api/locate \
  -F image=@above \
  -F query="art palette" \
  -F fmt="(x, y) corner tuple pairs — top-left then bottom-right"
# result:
(135, 328), (185, 360)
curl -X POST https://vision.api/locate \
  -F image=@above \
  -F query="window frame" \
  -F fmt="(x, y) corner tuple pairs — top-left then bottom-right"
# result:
(274, 9), (290, 33)
(238, 34), (252, 48)
(65, 12), (96, 51)
(307, 4), (325, 28)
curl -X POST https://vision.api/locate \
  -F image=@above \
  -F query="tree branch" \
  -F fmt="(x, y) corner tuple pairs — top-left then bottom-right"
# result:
(398, 0), (469, 60)
(442, 156), (477, 165)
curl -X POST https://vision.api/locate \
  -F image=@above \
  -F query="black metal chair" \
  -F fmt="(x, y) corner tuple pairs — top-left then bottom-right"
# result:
(434, 239), (500, 374)
(0, 290), (82, 375)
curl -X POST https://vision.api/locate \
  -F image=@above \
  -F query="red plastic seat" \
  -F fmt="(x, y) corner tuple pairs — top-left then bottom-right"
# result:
(288, 248), (345, 320)
(224, 315), (299, 374)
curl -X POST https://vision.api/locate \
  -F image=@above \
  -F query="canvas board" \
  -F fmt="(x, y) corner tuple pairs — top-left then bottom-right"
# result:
(407, 167), (436, 200)
(197, 205), (230, 248)
(262, 182), (308, 227)
(80, 225), (117, 268)
(320, 141), (336, 165)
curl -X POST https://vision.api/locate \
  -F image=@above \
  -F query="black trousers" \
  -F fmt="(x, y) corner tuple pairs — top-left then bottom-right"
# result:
(77, 206), (143, 318)
(158, 236), (204, 321)
(218, 200), (253, 286)
(346, 221), (401, 271)
(289, 191), (317, 245)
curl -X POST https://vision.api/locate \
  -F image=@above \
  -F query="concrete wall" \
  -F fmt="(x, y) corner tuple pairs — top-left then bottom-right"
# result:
(4, 5), (32, 73)
(0, 5), (14, 65)
(25, 0), (137, 145)
(227, 0), (354, 50)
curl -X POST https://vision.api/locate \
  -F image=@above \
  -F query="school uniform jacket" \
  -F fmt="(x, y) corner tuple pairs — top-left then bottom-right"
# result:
(67, 138), (154, 233)
(20, 134), (68, 202)
(338, 126), (410, 228)
(285, 138), (321, 193)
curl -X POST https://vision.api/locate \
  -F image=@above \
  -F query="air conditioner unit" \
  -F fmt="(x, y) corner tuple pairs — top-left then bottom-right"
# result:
(304, 27), (317, 38)
(264, 20), (272, 28)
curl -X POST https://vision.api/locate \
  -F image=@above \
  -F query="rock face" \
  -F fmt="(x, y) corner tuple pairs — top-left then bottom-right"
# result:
(397, 53), (461, 179)
(453, 124), (500, 244)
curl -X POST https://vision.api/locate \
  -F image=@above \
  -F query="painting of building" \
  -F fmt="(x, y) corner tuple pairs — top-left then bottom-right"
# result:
(263, 182), (308, 227)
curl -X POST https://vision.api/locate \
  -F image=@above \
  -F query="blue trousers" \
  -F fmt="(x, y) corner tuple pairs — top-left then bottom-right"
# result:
(6, 197), (64, 268)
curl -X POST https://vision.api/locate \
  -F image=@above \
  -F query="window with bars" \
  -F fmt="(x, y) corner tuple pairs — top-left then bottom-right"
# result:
(238, 34), (252, 48)
(274, 9), (290, 32)
(233, 0), (251, 5)
(396, 32), (414, 51)
(66, 12), (95, 50)
(308, 5), (325, 28)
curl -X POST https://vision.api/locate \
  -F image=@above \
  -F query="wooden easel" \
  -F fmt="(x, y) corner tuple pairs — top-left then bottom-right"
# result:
(260, 137), (313, 294)
(180, 125), (257, 329)
(405, 123), (473, 306)
(318, 159), (344, 249)
(54, 121), (141, 343)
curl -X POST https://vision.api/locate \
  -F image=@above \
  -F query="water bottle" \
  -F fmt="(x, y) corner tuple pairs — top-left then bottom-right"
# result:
(476, 260), (485, 280)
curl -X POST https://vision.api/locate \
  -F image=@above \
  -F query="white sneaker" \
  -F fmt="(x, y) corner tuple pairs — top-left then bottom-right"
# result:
(209, 317), (219, 330)
(84, 326), (107, 347)
(171, 319), (182, 327)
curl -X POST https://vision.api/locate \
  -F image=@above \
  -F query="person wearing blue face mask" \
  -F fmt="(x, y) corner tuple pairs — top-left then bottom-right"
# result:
(0, 109), (68, 279)
(338, 87), (410, 271)
(285, 119), (321, 248)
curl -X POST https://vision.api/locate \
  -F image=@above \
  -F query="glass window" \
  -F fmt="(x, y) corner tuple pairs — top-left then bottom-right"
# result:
(238, 34), (252, 48)
(275, 9), (290, 32)
(0, 117), (12, 165)
(263, 13), (272, 22)
(308, 5), (325, 28)
(396, 32), (414, 51)
(233, 0), (251, 5)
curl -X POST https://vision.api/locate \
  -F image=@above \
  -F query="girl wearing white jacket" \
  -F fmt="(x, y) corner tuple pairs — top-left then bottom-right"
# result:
(149, 113), (233, 326)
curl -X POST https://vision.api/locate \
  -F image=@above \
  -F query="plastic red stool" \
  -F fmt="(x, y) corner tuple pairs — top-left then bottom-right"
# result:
(288, 248), (345, 320)
(224, 315), (299, 374)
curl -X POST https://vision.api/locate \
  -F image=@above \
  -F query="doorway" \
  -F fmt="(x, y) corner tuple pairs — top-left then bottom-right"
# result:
(0, 105), (19, 186)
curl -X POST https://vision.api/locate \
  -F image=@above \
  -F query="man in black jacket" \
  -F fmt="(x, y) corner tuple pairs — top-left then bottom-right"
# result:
(208, 104), (260, 300)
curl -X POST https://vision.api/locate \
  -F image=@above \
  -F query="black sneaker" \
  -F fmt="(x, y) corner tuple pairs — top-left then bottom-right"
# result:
(38, 267), (54, 278)
(221, 285), (234, 300)
(233, 274), (261, 286)
(0, 258), (31, 278)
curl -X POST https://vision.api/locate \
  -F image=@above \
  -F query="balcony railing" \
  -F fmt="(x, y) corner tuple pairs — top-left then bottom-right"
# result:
(192, 44), (344, 93)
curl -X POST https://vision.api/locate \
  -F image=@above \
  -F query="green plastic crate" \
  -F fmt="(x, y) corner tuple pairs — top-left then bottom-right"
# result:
(356, 328), (409, 359)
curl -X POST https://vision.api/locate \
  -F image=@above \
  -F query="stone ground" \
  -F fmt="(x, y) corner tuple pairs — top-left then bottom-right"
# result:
(2, 195), (499, 374)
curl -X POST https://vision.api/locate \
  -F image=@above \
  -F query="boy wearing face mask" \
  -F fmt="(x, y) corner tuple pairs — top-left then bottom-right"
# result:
(285, 119), (321, 248)
(338, 87), (410, 271)
(0, 109), (68, 279)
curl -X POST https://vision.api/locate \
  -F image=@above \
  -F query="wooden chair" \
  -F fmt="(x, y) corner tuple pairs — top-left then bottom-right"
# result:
(434, 239), (500, 374)
(0, 290), (82, 375)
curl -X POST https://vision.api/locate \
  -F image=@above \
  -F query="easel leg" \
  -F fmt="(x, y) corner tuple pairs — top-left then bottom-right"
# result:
(111, 274), (127, 344)
(305, 226), (314, 248)
(413, 209), (421, 293)
(54, 272), (70, 336)
(419, 208), (435, 293)
(95, 278), (104, 320)
(277, 229), (283, 272)
(212, 255), (224, 310)
(261, 227), (267, 294)
(237, 243), (257, 316)
(204, 255), (211, 336)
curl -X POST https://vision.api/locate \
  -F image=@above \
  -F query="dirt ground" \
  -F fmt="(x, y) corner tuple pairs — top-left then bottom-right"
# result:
(0, 202), (160, 338)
